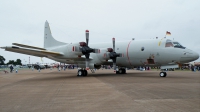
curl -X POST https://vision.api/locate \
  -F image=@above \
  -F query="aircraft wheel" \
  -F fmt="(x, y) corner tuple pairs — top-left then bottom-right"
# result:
(119, 69), (123, 74)
(77, 70), (83, 76)
(159, 72), (167, 77)
(164, 72), (167, 77)
(83, 70), (88, 76)
(118, 68), (126, 74)
(122, 68), (126, 74)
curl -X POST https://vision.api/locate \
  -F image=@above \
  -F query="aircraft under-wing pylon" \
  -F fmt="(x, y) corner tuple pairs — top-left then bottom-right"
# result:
(1, 21), (199, 77)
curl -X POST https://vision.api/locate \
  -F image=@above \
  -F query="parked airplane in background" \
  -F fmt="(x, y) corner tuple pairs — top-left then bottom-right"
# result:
(1, 21), (199, 77)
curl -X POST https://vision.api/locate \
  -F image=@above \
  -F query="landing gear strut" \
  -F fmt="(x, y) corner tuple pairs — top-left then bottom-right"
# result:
(159, 72), (167, 77)
(116, 68), (126, 74)
(77, 69), (88, 76)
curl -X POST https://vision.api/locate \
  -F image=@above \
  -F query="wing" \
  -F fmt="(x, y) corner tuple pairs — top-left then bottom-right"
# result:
(12, 43), (46, 50)
(0, 46), (63, 57)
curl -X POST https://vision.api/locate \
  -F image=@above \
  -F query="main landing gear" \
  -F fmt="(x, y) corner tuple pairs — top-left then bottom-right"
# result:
(159, 72), (167, 77)
(77, 69), (88, 76)
(116, 68), (126, 74)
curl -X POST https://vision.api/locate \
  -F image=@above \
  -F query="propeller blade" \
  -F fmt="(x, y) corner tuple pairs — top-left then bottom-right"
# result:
(113, 58), (116, 70)
(86, 30), (89, 46)
(85, 54), (90, 70)
(112, 38), (115, 52)
(113, 63), (116, 71)
(85, 30), (90, 70)
(86, 59), (89, 70)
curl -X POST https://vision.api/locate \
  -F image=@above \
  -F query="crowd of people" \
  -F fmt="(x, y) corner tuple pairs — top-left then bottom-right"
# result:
(1, 64), (200, 74)
(191, 65), (200, 72)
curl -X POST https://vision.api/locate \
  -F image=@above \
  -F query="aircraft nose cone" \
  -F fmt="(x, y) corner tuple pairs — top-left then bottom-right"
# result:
(193, 52), (199, 60)
(180, 50), (199, 63)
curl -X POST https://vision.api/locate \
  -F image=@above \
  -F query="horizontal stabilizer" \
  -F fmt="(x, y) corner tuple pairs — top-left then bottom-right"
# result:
(13, 43), (46, 50)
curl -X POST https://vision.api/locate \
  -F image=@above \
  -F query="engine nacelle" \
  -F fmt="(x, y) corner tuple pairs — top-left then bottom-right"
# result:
(65, 43), (83, 57)
(66, 42), (99, 57)
(97, 48), (110, 62)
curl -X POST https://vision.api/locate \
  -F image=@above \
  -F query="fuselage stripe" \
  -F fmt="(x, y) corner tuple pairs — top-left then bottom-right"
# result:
(126, 41), (132, 66)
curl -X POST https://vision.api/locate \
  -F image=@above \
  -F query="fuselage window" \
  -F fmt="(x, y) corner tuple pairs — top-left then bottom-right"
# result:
(141, 47), (144, 51)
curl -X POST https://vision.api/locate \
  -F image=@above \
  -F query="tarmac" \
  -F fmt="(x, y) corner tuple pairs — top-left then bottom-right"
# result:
(0, 68), (199, 112)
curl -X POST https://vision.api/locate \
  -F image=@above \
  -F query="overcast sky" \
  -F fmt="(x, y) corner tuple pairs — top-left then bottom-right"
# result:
(0, 0), (200, 64)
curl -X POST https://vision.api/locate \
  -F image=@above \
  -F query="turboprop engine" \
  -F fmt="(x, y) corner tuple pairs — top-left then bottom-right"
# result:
(97, 38), (122, 70)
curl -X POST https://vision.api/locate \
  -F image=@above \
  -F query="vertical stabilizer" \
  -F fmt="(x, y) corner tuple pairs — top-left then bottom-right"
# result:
(44, 21), (66, 48)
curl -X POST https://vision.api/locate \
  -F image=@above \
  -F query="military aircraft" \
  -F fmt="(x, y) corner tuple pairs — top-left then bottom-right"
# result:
(1, 21), (199, 77)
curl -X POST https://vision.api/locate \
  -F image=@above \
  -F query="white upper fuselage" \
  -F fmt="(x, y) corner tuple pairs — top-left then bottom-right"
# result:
(46, 38), (199, 68)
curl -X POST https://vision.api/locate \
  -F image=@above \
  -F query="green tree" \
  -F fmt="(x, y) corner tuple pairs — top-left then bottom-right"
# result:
(0, 55), (6, 65)
(7, 60), (15, 65)
(6, 59), (22, 65)
(15, 59), (22, 65)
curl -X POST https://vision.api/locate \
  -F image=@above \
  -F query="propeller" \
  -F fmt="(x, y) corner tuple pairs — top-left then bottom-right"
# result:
(79, 30), (99, 70)
(86, 30), (89, 46)
(108, 38), (121, 71)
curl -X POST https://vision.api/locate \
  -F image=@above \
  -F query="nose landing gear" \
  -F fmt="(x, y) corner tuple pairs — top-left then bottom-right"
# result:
(159, 72), (167, 77)
(116, 68), (126, 74)
(77, 69), (88, 76)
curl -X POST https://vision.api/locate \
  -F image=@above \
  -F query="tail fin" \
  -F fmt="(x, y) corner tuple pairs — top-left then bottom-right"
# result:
(44, 21), (66, 48)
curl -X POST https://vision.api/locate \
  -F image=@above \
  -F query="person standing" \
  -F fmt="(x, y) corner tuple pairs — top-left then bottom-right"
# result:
(57, 65), (60, 71)
(10, 65), (13, 73)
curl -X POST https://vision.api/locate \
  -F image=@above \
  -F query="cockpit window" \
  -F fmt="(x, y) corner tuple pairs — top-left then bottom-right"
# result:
(165, 39), (186, 49)
(173, 42), (185, 49)
(165, 39), (174, 47)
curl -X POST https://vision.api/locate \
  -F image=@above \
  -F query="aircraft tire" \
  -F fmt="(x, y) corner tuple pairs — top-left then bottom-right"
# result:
(83, 70), (88, 76)
(118, 68), (126, 74)
(164, 72), (167, 77)
(119, 69), (123, 74)
(122, 68), (126, 74)
(77, 70), (83, 76)
(159, 72), (167, 77)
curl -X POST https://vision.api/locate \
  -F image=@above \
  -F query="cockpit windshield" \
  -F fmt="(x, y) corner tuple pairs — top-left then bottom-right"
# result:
(165, 39), (174, 47)
(165, 39), (185, 49)
(173, 42), (185, 49)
